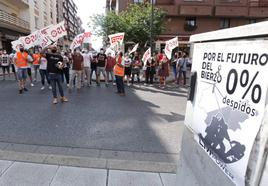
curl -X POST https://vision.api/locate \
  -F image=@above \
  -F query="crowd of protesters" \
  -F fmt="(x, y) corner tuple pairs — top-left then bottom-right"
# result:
(0, 45), (191, 104)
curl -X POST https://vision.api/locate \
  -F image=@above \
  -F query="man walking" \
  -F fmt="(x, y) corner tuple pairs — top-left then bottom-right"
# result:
(14, 46), (33, 94)
(69, 49), (84, 91)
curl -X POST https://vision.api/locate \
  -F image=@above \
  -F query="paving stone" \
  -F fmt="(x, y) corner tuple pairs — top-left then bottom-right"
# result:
(99, 150), (134, 160)
(108, 170), (163, 186)
(0, 162), (58, 186)
(5, 143), (38, 153)
(107, 159), (176, 173)
(160, 173), (176, 186)
(35, 146), (70, 155)
(0, 150), (47, 164)
(50, 166), (107, 186)
(44, 154), (107, 169)
(0, 160), (13, 176)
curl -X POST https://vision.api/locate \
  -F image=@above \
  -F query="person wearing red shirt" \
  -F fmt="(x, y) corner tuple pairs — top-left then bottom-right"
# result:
(105, 53), (116, 85)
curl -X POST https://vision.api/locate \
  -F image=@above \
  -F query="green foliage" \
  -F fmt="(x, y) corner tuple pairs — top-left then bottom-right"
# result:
(89, 3), (166, 47)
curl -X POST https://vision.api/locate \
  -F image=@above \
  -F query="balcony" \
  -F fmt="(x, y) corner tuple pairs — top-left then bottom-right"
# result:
(8, 0), (29, 8)
(0, 10), (30, 34)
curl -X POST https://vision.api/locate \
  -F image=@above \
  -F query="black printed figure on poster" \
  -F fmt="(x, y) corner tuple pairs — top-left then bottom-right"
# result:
(200, 114), (246, 163)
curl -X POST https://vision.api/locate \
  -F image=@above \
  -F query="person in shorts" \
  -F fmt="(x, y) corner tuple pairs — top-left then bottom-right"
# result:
(14, 46), (33, 94)
(96, 48), (108, 86)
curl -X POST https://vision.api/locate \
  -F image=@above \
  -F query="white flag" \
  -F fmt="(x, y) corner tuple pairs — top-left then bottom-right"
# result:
(47, 21), (67, 42)
(70, 33), (84, 51)
(108, 33), (125, 46)
(38, 25), (53, 48)
(164, 37), (178, 60)
(129, 43), (139, 54)
(142, 48), (151, 64)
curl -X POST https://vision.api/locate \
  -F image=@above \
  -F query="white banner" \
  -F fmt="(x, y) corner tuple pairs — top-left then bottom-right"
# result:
(164, 37), (178, 59)
(38, 25), (53, 48)
(19, 30), (40, 49)
(11, 40), (23, 51)
(83, 32), (92, 44)
(47, 21), (67, 42)
(142, 47), (151, 64)
(185, 40), (268, 186)
(129, 43), (139, 54)
(108, 32), (125, 46)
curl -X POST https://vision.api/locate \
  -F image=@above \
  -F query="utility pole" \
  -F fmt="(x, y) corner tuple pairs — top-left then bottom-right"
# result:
(150, 0), (154, 56)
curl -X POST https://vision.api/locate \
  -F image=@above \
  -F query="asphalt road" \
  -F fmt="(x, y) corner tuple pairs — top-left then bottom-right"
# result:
(0, 78), (187, 154)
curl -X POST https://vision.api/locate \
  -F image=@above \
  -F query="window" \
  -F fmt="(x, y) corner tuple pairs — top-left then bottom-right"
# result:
(185, 17), (197, 27)
(35, 16), (39, 29)
(133, 0), (144, 3)
(220, 18), (230, 29)
(249, 19), (257, 24)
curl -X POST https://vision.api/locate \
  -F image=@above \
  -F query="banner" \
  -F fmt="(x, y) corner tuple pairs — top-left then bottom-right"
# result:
(142, 47), (151, 64)
(47, 21), (67, 42)
(129, 43), (139, 54)
(164, 37), (178, 59)
(108, 33), (125, 46)
(11, 40), (23, 51)
(185, 40), (268, 186)
(19, 30), (40, 49)
(83, 32), (92, 44)
(39, 25), (53, 48)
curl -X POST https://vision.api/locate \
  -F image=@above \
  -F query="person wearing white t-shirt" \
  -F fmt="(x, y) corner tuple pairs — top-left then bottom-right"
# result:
(39, 54), (51, 90)
(82, 50), (92, 87)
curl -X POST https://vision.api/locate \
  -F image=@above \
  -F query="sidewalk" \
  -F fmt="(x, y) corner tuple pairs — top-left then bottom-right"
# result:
(0, 160), (176, 186)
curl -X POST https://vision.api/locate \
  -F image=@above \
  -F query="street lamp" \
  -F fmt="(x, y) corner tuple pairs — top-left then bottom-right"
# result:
(150, 0), (154, 56)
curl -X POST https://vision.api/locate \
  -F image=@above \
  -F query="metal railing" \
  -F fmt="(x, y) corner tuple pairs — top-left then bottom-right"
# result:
(0, 10), (30, 30)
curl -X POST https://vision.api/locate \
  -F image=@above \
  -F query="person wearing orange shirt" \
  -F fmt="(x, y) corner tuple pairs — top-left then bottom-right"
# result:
(32, 50), (41, 82)
(114, 52), (125, 96)
(14, 46), (33, 94)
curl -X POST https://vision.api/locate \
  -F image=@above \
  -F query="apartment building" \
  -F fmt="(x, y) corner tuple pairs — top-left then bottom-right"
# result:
(0, 0), (57, 52)
(57, 0), (84, 50)
(106, 0), (268, 51)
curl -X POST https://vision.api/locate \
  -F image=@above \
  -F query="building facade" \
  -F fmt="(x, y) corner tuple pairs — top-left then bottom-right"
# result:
(106, 0), (268, 51)
(57, 0), (84, 50)
(0, 0), (57, 52)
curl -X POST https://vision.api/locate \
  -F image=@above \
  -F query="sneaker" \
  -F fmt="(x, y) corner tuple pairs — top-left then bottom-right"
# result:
(41, 86), (45, 90)
(53, 98), (58, 104)
(19, 89), (23, 94)
(127, 83), (130, 87)
(23, 88), (28, 92)
(119, 93), (126, 97)
(144, 83), (147, 86)
(48, 86), (52, 90)
(67, 84), (70, 88)
(60, 97), (68, 103)
(113, 83), (116, 86)
(30, 83), (34, 87)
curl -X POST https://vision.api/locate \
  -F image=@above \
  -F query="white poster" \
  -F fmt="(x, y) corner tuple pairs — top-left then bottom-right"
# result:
(186, 40), (268, 186)
(108, 32), (125, 47)
(19, 30), (40, 49)
(164, 37), (178, 59)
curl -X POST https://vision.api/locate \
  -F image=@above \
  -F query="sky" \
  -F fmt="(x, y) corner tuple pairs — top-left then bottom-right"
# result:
(73, 0), (106, 49)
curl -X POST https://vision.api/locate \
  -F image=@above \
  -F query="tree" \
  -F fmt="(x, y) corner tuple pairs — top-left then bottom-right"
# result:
(89, 2), (166, 50)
